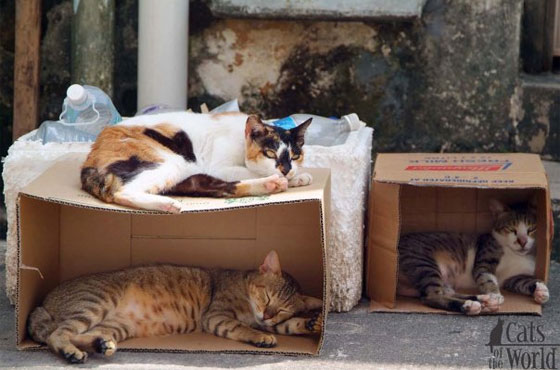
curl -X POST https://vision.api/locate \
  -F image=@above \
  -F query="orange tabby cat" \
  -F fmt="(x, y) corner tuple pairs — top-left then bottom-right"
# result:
(28, 251), (323, 364)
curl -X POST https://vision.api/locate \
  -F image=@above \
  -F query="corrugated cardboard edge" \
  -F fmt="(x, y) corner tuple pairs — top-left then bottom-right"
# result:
(15, 172), (330, 356)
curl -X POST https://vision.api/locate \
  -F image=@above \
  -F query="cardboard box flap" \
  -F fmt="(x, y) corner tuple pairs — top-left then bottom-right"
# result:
(19, 153), (330, 213)
(374, 153), (548, 188)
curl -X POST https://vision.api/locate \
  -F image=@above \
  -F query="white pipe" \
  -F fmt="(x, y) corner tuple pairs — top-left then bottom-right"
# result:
(138, 0), (189, 110)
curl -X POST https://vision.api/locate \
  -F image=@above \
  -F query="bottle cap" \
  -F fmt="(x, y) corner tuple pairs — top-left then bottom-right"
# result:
(342, 113), (365, 131)
(66, 84), (87, 105)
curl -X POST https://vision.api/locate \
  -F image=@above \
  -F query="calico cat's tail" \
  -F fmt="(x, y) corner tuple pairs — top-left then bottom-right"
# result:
(28, 306), (57, 343)
(80, 167), (121, 202)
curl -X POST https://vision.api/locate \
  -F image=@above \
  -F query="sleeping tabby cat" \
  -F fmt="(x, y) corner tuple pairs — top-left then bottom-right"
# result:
(398, 199), (549, 315)
(28, 251), (323, 364)
(81, 112), (313, 213)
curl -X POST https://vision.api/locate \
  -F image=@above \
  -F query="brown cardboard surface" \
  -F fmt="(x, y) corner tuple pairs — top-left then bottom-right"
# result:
(20, 153), (329, 213)
(367, 153), (551, 315)
(16, 155), (330, 355)
(370, 291), (542, 315)
(373, 153), (548, 188)
(18, 333), (320, 354)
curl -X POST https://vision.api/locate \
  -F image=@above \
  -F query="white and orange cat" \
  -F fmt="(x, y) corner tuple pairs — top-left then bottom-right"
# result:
(81, 112), (313, 212)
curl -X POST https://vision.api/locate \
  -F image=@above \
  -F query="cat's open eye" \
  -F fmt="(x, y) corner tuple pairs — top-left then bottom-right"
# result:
(264, 150), (277, 159)
(291, 154), (301, 161)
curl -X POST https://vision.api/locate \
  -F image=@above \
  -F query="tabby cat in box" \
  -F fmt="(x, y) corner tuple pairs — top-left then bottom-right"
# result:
(81, 112), (313, 213)
(28, 251), (323, 364)
(398, 199), (549, 315)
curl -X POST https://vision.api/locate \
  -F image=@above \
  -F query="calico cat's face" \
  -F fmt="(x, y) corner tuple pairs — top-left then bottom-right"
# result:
(489, 199), (537, 255)
(247, 251), (322, 327)
(244, 116), (312, 180)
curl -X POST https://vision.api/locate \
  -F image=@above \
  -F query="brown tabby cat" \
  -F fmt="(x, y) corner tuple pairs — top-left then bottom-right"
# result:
(28, 251), (323, 364)
(398, 199), (549, 315)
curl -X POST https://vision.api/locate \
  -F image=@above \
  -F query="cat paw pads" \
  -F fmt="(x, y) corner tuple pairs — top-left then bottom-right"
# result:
(462, 300), (482, 315)
(534, 282), (549, 304)
(60, 348), (88, 364)
(478, 293), (504, 312)
(263, 175), (288, 193)
(160, 200), (182, 214)
(305, 311), (323, 333)
(288, 173), (313, 187)
(251, 333), (277, 348)
(94, 337), (117, 356)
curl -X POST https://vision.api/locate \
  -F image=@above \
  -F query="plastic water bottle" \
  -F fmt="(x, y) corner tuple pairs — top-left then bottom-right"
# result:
(33, 84), (122, 143)
(33, 120), (97, 143)
(60, 84), (122, 135)
(270, 113), (364, 146)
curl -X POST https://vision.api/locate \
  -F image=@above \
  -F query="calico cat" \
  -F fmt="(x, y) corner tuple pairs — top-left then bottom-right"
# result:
(397, 199), (549, 315)
(27, 251), (323, 364)
(81, 112), (313, 213)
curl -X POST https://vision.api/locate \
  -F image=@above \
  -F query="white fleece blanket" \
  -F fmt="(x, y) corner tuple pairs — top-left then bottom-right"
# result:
(2, 127), (373, 312)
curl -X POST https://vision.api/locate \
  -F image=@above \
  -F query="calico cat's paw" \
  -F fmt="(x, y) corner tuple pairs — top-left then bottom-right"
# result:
(263, 175), (288, 194)
(462, 300), (482, 315)
(478, 293), (504, 312)
(161, 199), (183, 214)
(94, 337), (117, 356)
(60, 347), (88, 364)
(305, 311), (323, 333)
(250, 333), (278, 348)
(534, 282), (549, 304)
(288, 173), (313, 187)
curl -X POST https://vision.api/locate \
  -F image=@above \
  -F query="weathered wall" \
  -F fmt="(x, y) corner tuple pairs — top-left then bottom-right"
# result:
(7, 0), (558, 158)
(1, 0), (559, 239)
(188, 0), (541, 155)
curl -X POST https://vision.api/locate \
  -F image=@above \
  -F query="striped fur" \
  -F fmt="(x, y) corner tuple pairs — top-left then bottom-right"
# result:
(27, 251), (322, 364)
(398, 199), (548, 315)
(81, 113), (313, 213)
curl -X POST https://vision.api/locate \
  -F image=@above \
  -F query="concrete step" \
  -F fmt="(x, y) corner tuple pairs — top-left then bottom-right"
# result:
(209, 0), (427, 20)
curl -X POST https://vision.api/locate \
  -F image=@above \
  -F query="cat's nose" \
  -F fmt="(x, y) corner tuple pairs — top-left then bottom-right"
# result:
(517, 236), (528, 247)
(280, 165), (291, 176)
(263, 308), (275, 320)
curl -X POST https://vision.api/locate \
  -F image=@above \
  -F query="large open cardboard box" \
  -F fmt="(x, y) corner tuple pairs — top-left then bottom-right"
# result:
(16, 154), (330, 355)
(367, 153), (552, 315)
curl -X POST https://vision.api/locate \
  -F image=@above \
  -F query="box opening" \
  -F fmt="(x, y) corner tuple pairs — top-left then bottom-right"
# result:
(368, 185), (550, 315)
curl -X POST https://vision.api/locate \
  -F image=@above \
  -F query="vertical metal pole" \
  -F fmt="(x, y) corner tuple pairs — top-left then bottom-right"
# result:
(138, 0), (189, 110)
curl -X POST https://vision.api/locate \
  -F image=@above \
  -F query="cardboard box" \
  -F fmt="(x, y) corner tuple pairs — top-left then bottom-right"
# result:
(16, 154), (330, 355)
(367, 153), (552, 315)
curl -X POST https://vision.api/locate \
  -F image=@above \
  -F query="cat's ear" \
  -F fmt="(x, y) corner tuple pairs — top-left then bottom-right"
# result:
(245, 115), (267, 139)
(259, 250), (282, 275)
(301, 295), (323, 311)
(292, 118), (312, 147)
(489, 199), (509, 218)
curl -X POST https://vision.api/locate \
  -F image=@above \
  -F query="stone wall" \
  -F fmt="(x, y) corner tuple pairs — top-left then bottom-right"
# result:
(1, 0), (559, 239)
(4, 0), (558, 156)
